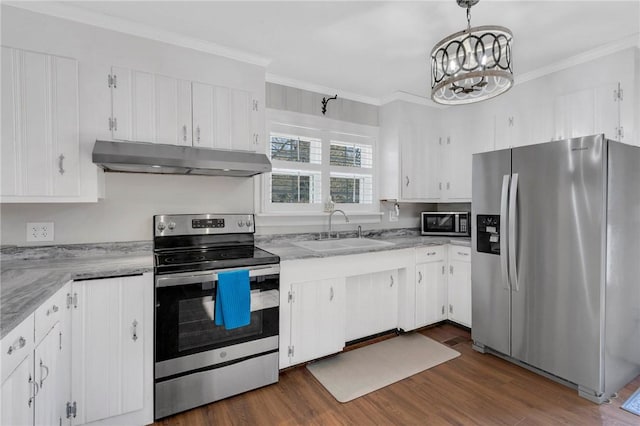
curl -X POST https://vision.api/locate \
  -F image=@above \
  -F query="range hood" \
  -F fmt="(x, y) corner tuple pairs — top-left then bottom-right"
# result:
(92, 140), (271, 177)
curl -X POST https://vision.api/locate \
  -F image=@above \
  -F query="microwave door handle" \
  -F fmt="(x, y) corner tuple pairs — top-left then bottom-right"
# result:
(508, 173), (519, 292)
(501, 175), (510, 291)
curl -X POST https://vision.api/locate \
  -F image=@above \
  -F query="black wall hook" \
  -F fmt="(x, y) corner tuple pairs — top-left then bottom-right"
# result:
(321, 94), (337, 115)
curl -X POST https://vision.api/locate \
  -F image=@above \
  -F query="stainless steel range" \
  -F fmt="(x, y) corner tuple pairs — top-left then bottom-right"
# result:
(153, 214), (280, 419)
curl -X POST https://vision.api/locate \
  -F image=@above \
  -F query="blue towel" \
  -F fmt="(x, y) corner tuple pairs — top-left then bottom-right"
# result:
(214, 269), (251, 329)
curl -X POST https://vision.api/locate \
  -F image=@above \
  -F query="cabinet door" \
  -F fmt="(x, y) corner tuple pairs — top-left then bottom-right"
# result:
(191, 82), (215, 148)
(1, 48), (80, 199)
(289, 278), (345, 365)
(71, 275), (147, 425)
(345, 270), (398, 342)
(230, 88), (253, 151)
(154, 75), (192, 146)
(448, 259), (472, 327)
(34, 322), (67, 426)
(111, 66), (155, 142)
(0, 352), (34, 426)
(415, 260), (446, 328)
(2, 46), (19, 196)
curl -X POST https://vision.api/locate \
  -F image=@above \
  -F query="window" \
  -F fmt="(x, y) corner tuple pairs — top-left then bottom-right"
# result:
(263, 112), (377, 214)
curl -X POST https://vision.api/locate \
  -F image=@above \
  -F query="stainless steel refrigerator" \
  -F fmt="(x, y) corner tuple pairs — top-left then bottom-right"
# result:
(471, 134), (640, 403)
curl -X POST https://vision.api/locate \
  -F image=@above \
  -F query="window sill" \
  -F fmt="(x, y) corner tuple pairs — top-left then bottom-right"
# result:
(256, 211), (383, 228)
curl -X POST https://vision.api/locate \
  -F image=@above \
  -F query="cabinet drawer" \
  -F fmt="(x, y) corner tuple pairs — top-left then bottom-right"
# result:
(448, 245), (471, 262)
(34, 283), (69, 345)
(1, 314), (34, 383)
(415, 245), (445, 262)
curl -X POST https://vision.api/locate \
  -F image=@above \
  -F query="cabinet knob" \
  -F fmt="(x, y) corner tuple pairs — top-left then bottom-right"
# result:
(7, 336), (26, 355)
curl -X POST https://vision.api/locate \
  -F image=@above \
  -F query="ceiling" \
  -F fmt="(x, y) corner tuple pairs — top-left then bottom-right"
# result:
(54, 1), (640, 103)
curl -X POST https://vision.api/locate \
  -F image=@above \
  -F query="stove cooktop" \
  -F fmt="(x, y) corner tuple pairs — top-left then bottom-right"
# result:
(154, 245), (279, 274)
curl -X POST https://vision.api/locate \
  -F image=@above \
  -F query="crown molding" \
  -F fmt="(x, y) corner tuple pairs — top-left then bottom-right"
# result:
(266, 73), (381, 106)
(515, 33), (640, 85)
(4, 1), (271, 67)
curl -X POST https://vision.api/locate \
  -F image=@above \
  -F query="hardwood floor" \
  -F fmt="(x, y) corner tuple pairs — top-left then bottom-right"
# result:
(154, 324), (640, 425)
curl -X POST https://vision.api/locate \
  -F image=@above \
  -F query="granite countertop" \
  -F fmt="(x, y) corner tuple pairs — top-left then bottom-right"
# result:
(256, 229), (471, 261)
(1, 242), (153, 339)
(0, 230), (470, 339)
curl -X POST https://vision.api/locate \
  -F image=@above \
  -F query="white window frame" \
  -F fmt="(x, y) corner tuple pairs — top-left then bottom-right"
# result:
(258, 109), (380, 218)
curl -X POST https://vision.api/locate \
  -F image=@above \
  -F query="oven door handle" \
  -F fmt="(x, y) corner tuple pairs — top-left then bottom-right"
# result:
(155, 265), (280, 288)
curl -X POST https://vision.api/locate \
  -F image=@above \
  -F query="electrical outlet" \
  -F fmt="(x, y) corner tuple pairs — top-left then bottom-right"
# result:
(26, 222), (55, 242)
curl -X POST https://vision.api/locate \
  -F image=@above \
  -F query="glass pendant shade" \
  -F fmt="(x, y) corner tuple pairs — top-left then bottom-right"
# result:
(430, 15), (513, 105)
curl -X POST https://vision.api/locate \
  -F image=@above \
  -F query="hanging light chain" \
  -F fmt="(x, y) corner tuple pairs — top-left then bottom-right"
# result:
(466, 6), (471, 32)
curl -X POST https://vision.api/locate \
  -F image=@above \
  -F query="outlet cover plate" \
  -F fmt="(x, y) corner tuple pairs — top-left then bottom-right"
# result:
(26, 222), (54, 242)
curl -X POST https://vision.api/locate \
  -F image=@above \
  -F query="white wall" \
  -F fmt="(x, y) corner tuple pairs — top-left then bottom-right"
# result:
(0, 173), (254, 244)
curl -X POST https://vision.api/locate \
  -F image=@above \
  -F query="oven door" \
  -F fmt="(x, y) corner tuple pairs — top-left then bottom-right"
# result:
(155, 265), (279, 378)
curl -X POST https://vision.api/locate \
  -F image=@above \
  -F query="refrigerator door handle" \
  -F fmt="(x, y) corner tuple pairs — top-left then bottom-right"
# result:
(509, 173), (519, 292)
(500, 175), (511, 290)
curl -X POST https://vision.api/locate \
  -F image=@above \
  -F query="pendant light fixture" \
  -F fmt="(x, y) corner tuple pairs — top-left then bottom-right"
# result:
(430, 0), (513, 105)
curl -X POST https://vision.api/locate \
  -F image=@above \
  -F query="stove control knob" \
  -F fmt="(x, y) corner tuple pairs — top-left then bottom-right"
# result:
(246, 220), (253, 228)
(167, 222), (176, 230)
(157, 222), (167, 232)
(237, 220), (245, 227)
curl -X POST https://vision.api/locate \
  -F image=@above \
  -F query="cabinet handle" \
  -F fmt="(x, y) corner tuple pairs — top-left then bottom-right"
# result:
(329, 287), (334, 301)
(439, 182), (442, 190)
(446, 182), (450, 190)
(405, 176), (410, 187)
(132, 320), (138, 341)
(390, 275), (394, 287)
(427, 251), (436, 256)
(457, 251), (469, 256)
(450, 265), (454, 274)
(7, 336), (26, 355)
(182, 125), (187, 142)
(418, 271), (422, 283)
(58, 154), (65, 175)
(196, 126), (201, 143)
(442, 305), (445, 315)
(39, 359), (50, 388)
(449, 304), (453, 314)
(113, 118), (118, 131)
(28, 375), (39, 407)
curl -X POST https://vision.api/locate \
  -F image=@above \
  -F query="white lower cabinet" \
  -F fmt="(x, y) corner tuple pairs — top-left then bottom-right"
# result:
(447, 246), (472, 327)
(70, 273), (153, 426)
(288, 278), (346, 366)
(34, 322), (66, 426)
(345, 270), (398, 341)
(415, 259), (447, 328)
(1, 351), (34, 426)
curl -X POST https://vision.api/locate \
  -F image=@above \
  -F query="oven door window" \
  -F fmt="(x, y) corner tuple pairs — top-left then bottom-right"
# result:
(156, 274), (279, 362)
(425, 215), (455, 232)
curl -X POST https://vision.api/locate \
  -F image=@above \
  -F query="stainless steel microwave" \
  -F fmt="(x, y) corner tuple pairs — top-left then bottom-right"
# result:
(421, 212), (470, 236)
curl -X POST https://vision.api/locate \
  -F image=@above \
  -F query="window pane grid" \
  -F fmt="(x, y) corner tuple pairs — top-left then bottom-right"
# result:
(330, 141), (373, 169)
(330, 172), (373, 204)
(270, 133), (321, 164)
(270, 169), (322, 204)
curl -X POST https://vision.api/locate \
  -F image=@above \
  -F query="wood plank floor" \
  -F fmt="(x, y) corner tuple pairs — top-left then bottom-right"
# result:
(154, 324), (640, 425)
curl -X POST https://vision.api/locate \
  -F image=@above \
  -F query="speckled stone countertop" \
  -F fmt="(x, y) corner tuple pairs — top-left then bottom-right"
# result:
(1, 242), (153, 339)
(1, 230), (470, 339)
(255, 228), (471, 261)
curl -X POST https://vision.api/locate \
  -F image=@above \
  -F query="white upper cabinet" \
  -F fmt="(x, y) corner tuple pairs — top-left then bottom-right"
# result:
(554, 83), (622, 142)
(1, 47), (80, 201)
(154, 75), (192, 146)
(110, 66), (261, 152)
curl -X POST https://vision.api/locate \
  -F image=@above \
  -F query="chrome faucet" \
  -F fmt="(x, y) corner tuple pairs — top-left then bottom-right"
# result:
(328, 209), (349, 239)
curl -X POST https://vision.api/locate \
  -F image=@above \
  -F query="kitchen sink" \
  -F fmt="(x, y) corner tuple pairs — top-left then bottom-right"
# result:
(292, 238), (395, 252)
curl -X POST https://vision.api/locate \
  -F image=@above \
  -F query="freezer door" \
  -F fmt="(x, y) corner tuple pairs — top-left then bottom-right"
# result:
(511, 135), (605, 392)
(471, 149), (512, 356)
